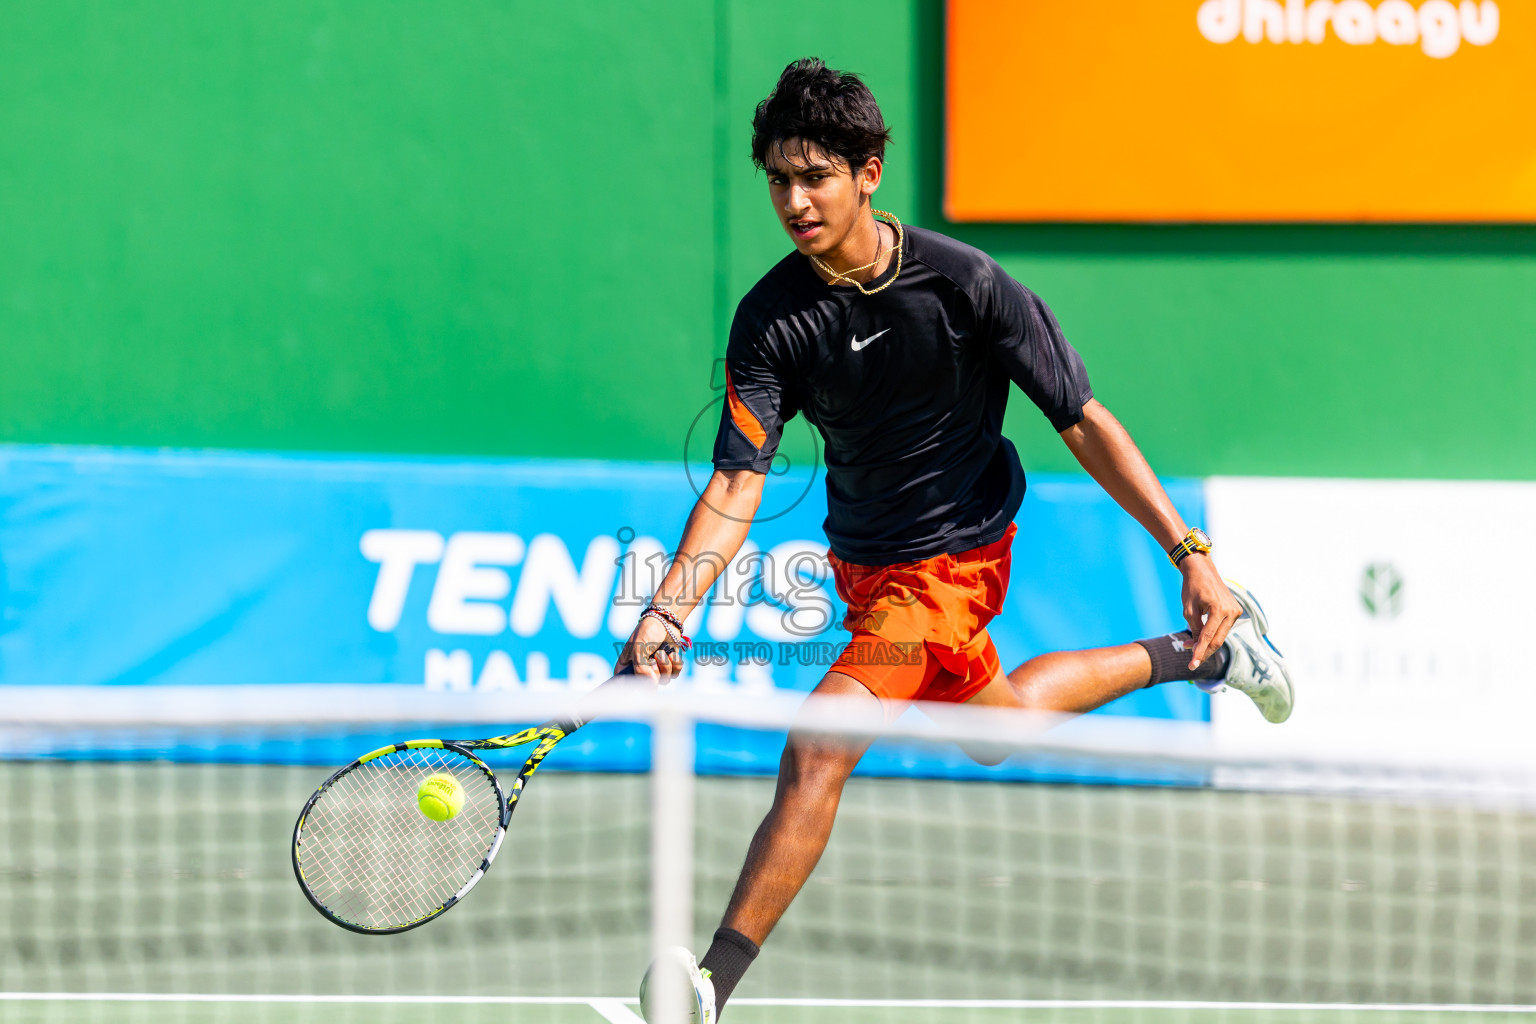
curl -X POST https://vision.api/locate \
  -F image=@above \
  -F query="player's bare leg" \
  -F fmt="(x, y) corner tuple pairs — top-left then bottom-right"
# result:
(956, 582), (1294, 765)
(935, 642), (1157, 765)
(716, 670), (883, 945)
(684, 672), (884, 1018)
(710, 640), (1193, 946)
(972, 642), (1154, 714)
(973, 583), (1292, 725)
(643, 674), (878, 1024)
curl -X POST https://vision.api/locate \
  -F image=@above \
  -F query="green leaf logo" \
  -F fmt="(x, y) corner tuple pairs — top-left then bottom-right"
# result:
(1360, 562), (1404, 619)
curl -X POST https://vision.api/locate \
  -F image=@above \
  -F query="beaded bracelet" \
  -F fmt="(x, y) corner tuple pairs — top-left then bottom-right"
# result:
(641, 607), (692, 652)
(645, 604), (685, 633)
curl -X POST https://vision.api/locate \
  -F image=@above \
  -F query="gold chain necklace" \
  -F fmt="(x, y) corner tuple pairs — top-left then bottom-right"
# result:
(809, 210), (904, 296)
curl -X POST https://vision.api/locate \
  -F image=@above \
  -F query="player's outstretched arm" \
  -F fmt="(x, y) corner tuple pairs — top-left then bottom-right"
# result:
(615, 467), (766, 680)
(1059, 399), (1241, 670)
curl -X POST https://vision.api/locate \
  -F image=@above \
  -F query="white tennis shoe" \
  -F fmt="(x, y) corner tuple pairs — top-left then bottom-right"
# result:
(639, 946), (716, 1024)
(1213, 580), (1295, 724)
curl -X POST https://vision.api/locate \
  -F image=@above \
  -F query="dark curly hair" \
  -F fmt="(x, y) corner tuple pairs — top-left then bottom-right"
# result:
(751, 58), (892, 173)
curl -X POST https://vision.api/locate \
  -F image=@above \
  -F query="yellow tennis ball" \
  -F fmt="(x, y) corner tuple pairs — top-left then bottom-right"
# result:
(417, 772), (465, 822)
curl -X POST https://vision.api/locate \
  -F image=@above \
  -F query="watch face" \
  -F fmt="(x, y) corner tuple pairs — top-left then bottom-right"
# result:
(1190, 528), (1212, 550)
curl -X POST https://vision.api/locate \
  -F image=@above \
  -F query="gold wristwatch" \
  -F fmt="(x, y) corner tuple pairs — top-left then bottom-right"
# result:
(1167, 527), (1212, 568)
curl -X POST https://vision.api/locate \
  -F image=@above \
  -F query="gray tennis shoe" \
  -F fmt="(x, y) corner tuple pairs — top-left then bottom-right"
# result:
(1215, 580), (1295, 724)
(640, 946), (715, 1024)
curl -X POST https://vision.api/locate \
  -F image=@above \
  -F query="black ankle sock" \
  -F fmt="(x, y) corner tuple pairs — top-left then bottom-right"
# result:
(699, 927), (759, 1014)
(1136, 630), (1229, 686)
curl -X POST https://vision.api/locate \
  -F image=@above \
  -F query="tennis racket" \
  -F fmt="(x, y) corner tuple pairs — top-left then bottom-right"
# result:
(291, 664), (644, 935)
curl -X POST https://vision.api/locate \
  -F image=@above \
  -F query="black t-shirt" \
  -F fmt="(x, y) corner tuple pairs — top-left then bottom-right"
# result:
(712, 224), (1093, 566)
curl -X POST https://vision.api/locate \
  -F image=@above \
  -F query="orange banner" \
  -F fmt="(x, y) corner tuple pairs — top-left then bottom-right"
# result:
(946, 1), (1536, 221)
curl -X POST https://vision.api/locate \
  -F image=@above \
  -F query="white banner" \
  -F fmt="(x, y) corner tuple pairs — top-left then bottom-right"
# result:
(1205, 477), (1536, 765)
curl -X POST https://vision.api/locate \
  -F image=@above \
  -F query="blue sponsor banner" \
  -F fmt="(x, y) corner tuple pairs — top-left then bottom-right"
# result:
(0, 445), (1206, 778)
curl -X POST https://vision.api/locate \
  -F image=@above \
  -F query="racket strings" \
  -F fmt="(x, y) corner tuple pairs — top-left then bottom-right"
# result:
(298, 748), (501, 931)
(309, 754), (495, 925)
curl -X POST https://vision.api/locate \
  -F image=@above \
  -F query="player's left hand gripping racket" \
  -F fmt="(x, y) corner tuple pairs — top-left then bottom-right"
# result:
(291, 665), (642, 935)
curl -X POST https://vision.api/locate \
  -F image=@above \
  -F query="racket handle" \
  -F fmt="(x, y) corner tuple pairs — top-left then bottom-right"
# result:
(559, 662), (639, 733)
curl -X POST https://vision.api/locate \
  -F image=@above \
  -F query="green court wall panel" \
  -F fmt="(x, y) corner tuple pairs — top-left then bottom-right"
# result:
(983, 251), (1536, 481)
(0, 0), (716, 459)
(2, 0), (1534, 480)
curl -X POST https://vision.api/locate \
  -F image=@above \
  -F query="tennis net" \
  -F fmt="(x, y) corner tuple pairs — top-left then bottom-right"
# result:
(2, 684), (1535, 1021)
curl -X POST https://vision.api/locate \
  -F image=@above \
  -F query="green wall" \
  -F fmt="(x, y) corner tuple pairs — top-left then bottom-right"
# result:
(2, 0), (1533, 479)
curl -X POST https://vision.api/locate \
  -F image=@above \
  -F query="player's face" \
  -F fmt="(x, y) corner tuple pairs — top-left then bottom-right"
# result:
(764, 139), (880, 257)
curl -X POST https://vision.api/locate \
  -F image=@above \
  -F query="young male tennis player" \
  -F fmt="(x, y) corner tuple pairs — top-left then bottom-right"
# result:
(621, 58), (1294, 1023)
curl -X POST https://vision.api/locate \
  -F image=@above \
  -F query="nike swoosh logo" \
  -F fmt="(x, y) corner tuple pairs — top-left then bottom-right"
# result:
(850, 328), (891, 352)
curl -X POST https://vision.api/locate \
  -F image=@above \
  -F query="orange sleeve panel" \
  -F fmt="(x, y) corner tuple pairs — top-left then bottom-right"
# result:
(725, 373), (768, 451)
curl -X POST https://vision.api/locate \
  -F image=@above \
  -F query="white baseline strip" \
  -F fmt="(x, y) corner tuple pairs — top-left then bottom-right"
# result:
(0, 994), (606, 1003)
(0, 994), (1533, 1013)
(588, 998), (646, 1023)
(731, 999), (1536, 1013)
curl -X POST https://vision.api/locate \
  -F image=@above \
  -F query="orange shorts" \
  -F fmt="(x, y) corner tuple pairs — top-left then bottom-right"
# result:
(828, 524), (1015, 706)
